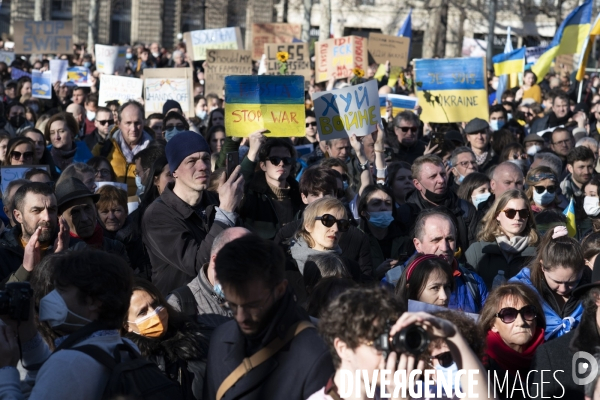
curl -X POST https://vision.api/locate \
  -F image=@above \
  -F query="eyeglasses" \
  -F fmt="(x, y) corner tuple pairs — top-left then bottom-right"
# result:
(95, 168), (111, 178)
(165, 123), (186, 131)
(496, 305), (537, 324)
(266, 156), (293, 166)
(502, 208), (529, 219)
(306, 121), (317, 128)
(534, 185), (556, 194)
(457, 160), (477, 168)
(224, 291), (274, 315)
(430, 351), (453, 368)
(315, 214), (350, 232)
(11, 151), (33, 160)
(396, 126), (418, 133)
(552, 139), (572, 147)
(96, 119), (114, 126)
(511, 153), (528, 160)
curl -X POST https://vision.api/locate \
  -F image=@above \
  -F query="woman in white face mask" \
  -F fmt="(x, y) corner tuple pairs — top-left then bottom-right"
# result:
(583, 178), (600, 225)
(525, 167), (560, 213)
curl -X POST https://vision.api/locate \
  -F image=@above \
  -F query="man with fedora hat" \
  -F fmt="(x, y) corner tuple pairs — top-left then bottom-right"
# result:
(55, 177), (128, 264)
(464, 117), (495, 172)
(142, 130), (244, 295)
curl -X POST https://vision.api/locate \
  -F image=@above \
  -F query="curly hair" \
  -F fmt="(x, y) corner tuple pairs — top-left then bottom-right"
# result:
(318, 285), (403, 368)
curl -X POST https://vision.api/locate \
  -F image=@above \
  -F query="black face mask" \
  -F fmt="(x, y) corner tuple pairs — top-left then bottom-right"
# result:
(424, 188), (448, 204)
(9, 114), (25, 129)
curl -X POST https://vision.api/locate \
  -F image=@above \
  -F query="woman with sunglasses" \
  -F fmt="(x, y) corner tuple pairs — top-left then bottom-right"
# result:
(510, 226), (590, 340)
(499, 143), (530, 174)
(162, 112), (189, 142)
(478, 282), (545, 399)
(44, 112), (93, 174)
(465, 189), (539, 289)
(525, 166), (560, 213)
(2, 136), (36, 166)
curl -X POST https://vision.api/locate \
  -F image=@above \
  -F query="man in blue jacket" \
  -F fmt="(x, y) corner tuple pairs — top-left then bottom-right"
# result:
(384, 209), (488, 313)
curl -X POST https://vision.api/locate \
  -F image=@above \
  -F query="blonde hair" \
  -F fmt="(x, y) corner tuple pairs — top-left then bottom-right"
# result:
(295, 197), (347, 248)
(478, 189), (539, 244)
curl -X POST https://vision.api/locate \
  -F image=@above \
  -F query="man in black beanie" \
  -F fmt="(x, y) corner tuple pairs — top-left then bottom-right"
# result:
(142, 130), (245, 295)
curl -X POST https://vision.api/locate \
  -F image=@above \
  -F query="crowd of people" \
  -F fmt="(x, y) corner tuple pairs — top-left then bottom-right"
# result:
(1, 38), (600, 400)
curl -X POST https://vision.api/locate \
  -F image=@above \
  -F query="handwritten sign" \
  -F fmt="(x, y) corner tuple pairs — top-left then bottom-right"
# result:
(184, 27), (243, 61)
(224, 75), (305, 137)
(264, 42), (311, 90)
(13, 21), (72, 54)
(11, 68), (31, 80)
(67, 67), (92, 87)
(312, 80), (380, 141)
(0, 51), (15, 65)
(315, 36), (368, 83)
(32, 70), (52, 99)
(1, 165), (50, 194)
(205, 49), (252, 95)
(252, 23), (302, 60)
(143, 68), (194, 117)
(526, 46), (547, 65)
(95, 44), (127, 75)
(50, 59), (68, 83)
(379, 94), (418, 117)
(415, 57), (488, 123)
(374, 64), (404, 87)
(99, 75), (143, 106)
(368, 33), (409, 67)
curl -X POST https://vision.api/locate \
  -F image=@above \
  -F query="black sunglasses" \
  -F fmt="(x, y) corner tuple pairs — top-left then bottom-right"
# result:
(266, 156), (293, 166)
(165, 123), (186, 131)
(315, 214), (350, 232)
(502, 208), (529, 219)
(11, 151), (33, 160)
(96, 119), (114, 126)
(496, 305), (537, 324)
(430, 351), (453, 368)
(397, 126), (418, 133)
(534, 185), (556, 194)
(306, 121), (317, 128)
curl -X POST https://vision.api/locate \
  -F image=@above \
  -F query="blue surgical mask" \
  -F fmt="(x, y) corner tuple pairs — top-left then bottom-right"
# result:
(213, 283), (225, 300)
(165, 127), (185, 141)
(490, 120), (505, 131)
(83, 61), (92, 68)
(533, 189), (555, 206)
(135, 175), (145, 195)
(126, 53), (133, 60)
(435, 362), (460, 390)
(472, 192), (491, 209)
(456, 174), (465, 184)
(507, 113), (513, 121)
(342, 181), (349, 191)
(196, 110), (207, 120)
(367, 211), (394, 228)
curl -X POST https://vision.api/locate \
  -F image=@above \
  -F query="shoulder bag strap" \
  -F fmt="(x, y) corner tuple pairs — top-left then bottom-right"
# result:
(216, 320), (314, 400)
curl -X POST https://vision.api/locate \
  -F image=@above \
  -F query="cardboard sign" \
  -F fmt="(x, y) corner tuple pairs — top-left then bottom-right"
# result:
(13, 21), (73, 54)
(264, 43), (311, 90)
(379, 94), (418, 117)
(184, 27), (243, 61)
(143, 68), (195, 118)
(368, 33), (410, 67)
(1, 165), (50, 194)
(252, 23), (302, 60)
(32, 70), (52, 99)
(50, 59), (68, 83)
(67, 67), (92, 87)
(95, 44), (127, 75)
(224, 75), (305, 137)
(99, 75), (143, 107)
(374, 64), (403, 87)
(415, 57), (489, 123)
(11, 68), (31, 80)
(312, 80), (380, 141)
(0, 51), (15, 65)
(205, 49), (252, 96)
(315, 36), (369, 83)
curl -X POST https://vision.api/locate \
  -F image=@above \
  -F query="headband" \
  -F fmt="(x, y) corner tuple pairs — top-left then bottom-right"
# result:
(405, 254), (441, 282)
(552, 225), (568, 239)
(528, 172), (557, 183)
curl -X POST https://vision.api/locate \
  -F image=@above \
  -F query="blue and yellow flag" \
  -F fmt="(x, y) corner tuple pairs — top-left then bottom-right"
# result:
(532, 0), (592, 82)
(563, 198), (577, 237)
(493, 47), (525, 76)
(576, 12), (600, 81)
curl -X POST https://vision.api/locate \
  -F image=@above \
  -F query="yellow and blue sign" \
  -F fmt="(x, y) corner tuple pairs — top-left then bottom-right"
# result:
(493, 47), (525, 76)
(379, 94), (418, 117)
(224, 75), (305, 137)
(415, 57), (489, 123)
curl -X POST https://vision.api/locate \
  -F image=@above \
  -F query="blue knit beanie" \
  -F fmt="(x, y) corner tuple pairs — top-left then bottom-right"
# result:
(166, 131), (211, 173)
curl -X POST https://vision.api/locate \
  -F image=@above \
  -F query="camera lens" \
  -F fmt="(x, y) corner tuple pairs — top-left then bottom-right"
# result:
(391, 325), (430, 355)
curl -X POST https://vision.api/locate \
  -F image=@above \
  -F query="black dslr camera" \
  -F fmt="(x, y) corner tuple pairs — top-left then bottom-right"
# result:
(0, 282), (33, 321)
(374, 321), (430, 359)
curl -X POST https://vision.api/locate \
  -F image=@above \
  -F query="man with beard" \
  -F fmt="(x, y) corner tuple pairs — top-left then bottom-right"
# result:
(531, 92), (572, 134)
(0, 182), (71, 283)
(390, 110), (425, 164)
(561, 146), (595, 238)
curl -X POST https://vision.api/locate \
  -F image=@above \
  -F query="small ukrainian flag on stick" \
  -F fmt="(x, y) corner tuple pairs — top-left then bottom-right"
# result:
(563, 198), (577, 237)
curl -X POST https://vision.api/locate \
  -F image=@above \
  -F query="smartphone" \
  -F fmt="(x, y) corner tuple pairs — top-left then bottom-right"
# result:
(226, 151), (239, 180)
(430, 132), (445, 148)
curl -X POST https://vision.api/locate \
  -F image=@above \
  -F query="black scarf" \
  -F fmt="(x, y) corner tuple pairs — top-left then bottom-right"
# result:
(548, 110), (573, 128)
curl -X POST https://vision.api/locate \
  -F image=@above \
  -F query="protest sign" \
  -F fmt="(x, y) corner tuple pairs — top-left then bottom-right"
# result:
(67, 67), (92, 87)
(556, 54), (575, 73)
(143, 68), (194, 117)
(99, 75), (143, 106)
(95, 44), (127, 75)
(415, 57), (489, 123)
(252, 23), (302, 60)
(1, 165), (50, 194)
(461, 38), (487, 58)
(13, 21), (72, 54)
(11, 68), (31, 80)
(205, 49), (252, 95)
(32, 70), (52, 99)
(184, 27), (243, 61)
(368, 33), (409, 67)
(50, 59), (68, 83)
(224, 75), (305, 137)
(374, 64), (403, 87)
(315, 36), (368, 83)
(312, 80), (380, 141)
(264, 42), (311, 89)
(379, 94), (418, 117)
(0, 51), (15, 65)
(526, 46), (547, 65)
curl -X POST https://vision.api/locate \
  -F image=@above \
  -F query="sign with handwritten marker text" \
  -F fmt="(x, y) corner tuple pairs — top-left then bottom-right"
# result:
(32, 70), (52, 99)
(224, 75), (305, 137)
(143, 68), (195, 117)
(13, 21), (72, 54)
(50, 59), (68, 84)
(315, 36), (368, 83)
(67, 67), (92, 87)
(312, 80), (380, 141)
(99, 75), (143, 106)
(379, 94), (418, 118)
(252, 23), (302, 60)
(184, 27), (243, 61)
(415, 57), (488, 123)
(205, 49), (253, 95)
(264, 42), (311, 90)
(95, 44), (127, 75)
(0, 51), (15, 66)
(368, 33), (410, 67)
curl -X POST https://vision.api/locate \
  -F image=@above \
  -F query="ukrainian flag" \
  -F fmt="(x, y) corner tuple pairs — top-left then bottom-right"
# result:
(493, 47), (525, 76)
(563, 198), (577, 237)
(576, 13), (600, 81)
(532, 0), (592, 83)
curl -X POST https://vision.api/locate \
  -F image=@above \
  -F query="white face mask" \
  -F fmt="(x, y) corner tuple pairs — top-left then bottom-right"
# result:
(527, 145), (542, 156)
(434, 361), (460, 390)
(533, 189), (555, 206)
(472, 192), (491, 209)
(39, 289), (92, 329)
(86, 110), (96, 121)
(584, 196), (600, 216)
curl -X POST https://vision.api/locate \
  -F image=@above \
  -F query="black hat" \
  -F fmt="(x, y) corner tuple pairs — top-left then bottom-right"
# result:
(523, 133), (544, 144)
(55, 177), (100, 211)
(572, 255), (600, 297)
(464, 118), (489, 134)
(445, 130), (464, 145)
(162, 100), (183, 116)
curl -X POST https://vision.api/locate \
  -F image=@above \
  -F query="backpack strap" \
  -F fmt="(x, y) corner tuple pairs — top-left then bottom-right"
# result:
(458, 265), (481, 312)
(70, 344), (118, 370)
(216, 320), (314, 400)
(169, 285), (197, 316)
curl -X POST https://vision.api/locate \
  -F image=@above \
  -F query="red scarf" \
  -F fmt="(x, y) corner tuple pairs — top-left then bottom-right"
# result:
(485, 328), (545, 375)
(69, 223), (104, 249)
